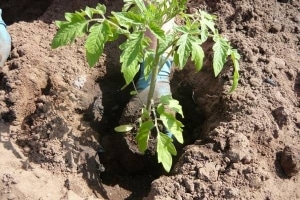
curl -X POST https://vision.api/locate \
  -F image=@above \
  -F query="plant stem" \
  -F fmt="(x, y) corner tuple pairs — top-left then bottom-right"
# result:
(151, 99), (160, 134)
(145, 37), (178, 111)
(146, 40), (161, 111)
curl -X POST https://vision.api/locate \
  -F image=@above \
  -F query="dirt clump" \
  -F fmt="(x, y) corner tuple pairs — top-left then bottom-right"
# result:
(279, 146), (300, 177)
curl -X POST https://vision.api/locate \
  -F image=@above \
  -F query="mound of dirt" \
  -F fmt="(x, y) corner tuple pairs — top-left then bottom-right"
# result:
(0, 0), (299, 199)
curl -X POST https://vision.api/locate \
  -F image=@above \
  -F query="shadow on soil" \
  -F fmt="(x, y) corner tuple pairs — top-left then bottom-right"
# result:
(295, 72), (300, 99)
(0, 0), (123, 25)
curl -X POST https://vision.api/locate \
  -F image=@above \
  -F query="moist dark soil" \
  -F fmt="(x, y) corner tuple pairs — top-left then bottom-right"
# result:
(0, 0), (299, 199)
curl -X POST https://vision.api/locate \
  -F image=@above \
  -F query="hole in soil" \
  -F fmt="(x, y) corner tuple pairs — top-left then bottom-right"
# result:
(171, 78), (206, 144)
(0, 0), (53, 25)
(88, 71), (159, 199)
(90, 66), (208, 198)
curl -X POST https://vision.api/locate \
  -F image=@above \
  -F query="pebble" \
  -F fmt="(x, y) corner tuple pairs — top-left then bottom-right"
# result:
(242, 155), (252, 164)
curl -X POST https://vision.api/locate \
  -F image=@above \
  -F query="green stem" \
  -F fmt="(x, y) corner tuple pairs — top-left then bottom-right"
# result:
(146, 40), (161, 111)
(151, 99), (160, 134)
(145, 36), (179, 111)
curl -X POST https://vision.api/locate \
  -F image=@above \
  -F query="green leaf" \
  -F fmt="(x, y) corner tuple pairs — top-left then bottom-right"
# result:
(55, 20), (69, 28)
(159, 112), (184, 144)
(143, 51), (154, 80)
(133, 0), (146, 12)
(120, 31), (148, 85)
(191, 42), (204, 71)
(130, 90), (138, 95)
(157, 34), (174, 56)
(229, 49), (240, 93)
(107, 25), (120, 42)
(95, 3), (107, 14)
(167, 139), (177, 156)
(168, 99), (184, 117)
(65, 12), (85, 22)
(159, 95), (184, 117)
(188, 21), (202, 35)
(126, 11), (145, 24)
(85, 21), (111, 67)
(114, 124), (133, 132)
(123, 0), (135, 11)
(201, 10), (217, 21)
(148, 21), (165, 41)
(112, 11), (144, 29)
(201, 11), (216, 33)
(83, 6), (93, 19)
(52, 22), (87, 48)
(157, 103), (164, 115)
(212, 35), (230, 77)
(157, 132), (177, 172)
(52, 12), (87, 47)
(123, 0), (146, 12)
(136, 120), (154, 152)
(199, 23), (209, 43)
(173, 51), (180, 67)
(175, 33), (192, 69)
(175, 24), (190, 33)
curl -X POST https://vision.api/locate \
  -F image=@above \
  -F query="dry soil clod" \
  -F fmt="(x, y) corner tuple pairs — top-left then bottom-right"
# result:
(280, 146), (300, 177)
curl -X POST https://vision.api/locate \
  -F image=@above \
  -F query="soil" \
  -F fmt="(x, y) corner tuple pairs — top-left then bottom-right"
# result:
(0, 0), (299, 199)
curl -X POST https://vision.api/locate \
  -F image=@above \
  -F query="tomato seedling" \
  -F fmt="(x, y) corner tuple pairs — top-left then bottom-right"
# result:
(52, 0), (240, 172)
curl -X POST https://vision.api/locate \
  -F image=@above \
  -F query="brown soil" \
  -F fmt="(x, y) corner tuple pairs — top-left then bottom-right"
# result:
(0, 0), (299, 199)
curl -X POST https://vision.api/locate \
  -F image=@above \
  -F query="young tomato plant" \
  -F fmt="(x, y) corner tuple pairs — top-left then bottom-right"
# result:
(51, 0), (240, 172)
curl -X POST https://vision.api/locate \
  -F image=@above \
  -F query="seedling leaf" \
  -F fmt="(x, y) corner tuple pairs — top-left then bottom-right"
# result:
(52, 20), (87, 48)
(114, 125), (133, 132)
(176, 33), (192, 69)
(85, 21), (111, 67)
(157, 132), (177, 172)
(191, 42), (204, 71)
(212, 35), (230, 77)
(160, 112), (184, 144)
(136, 120), (154, 152)
(148, 21), (165, 41)
(159, 95), (184, 117)
(229, 49), (240, 93)
(120, 31), (147, 85)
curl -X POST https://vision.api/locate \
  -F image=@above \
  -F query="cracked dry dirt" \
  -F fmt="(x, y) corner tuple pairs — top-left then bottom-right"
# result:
(0, 0), (299, 199)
